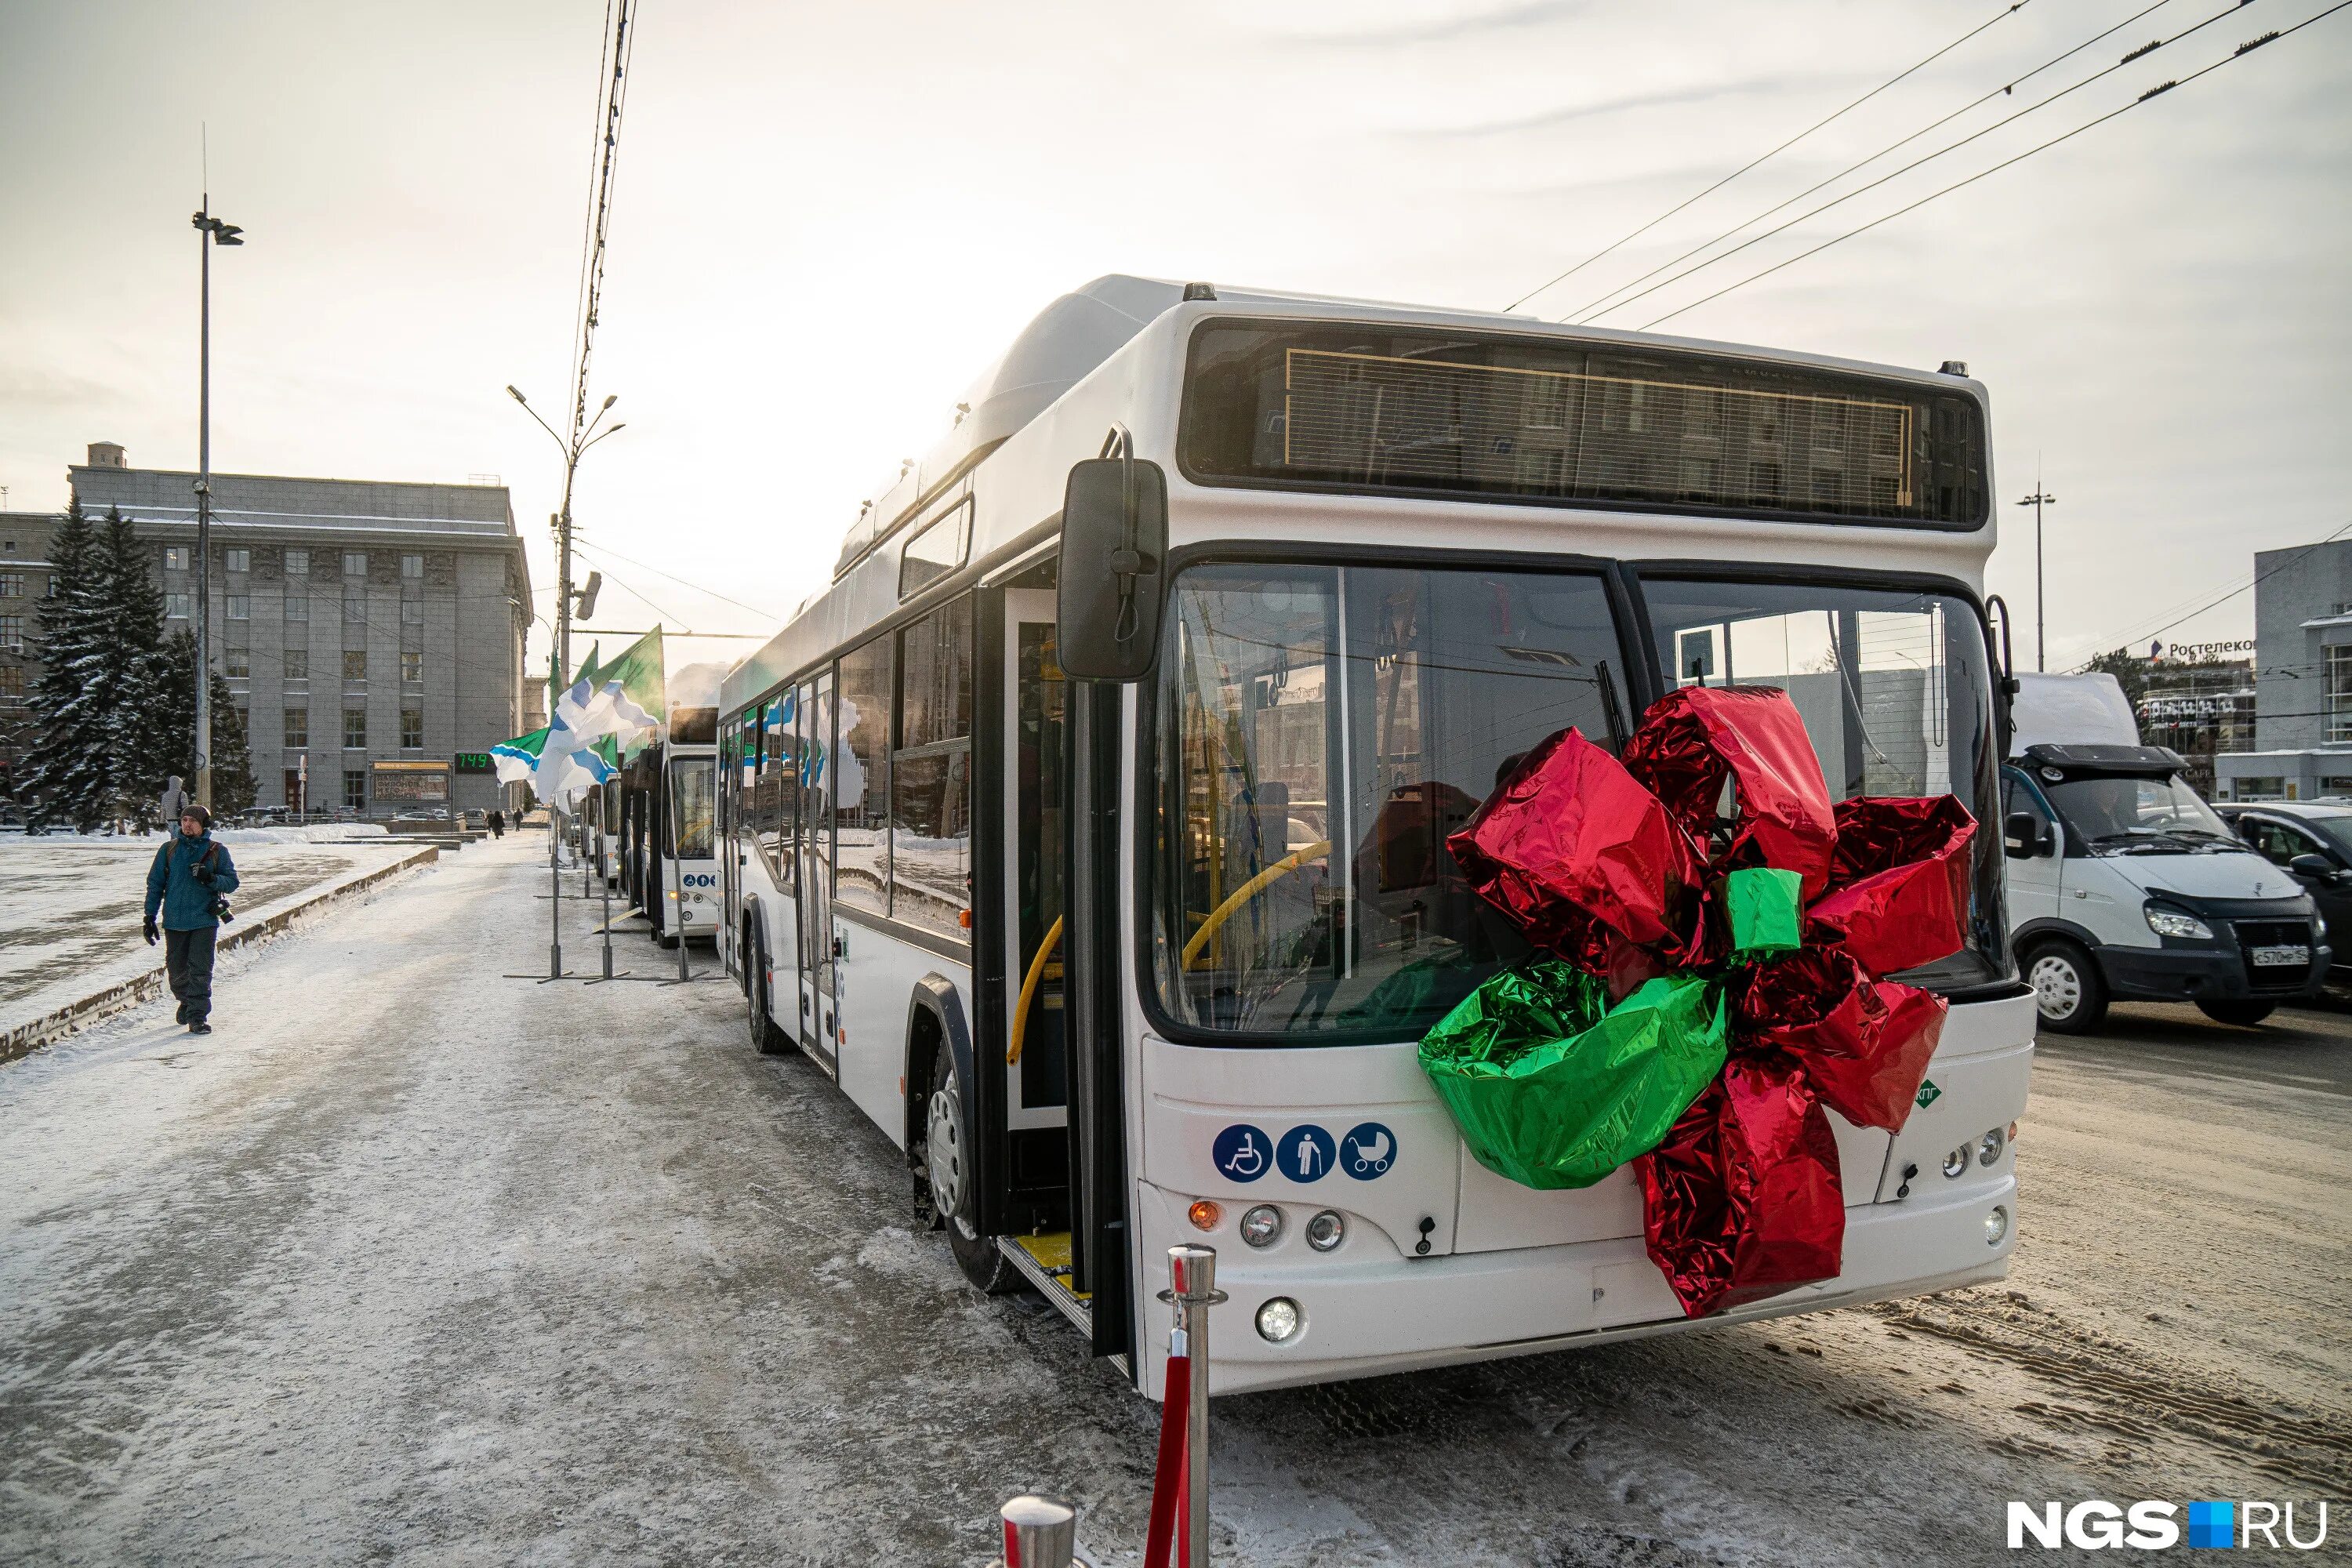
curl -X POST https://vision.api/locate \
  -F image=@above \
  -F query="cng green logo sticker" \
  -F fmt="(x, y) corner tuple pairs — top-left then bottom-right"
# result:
(1915, 1079), (1942, 1109)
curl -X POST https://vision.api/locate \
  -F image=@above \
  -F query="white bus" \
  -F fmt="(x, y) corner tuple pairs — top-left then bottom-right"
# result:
(717, 275), (2031, 1397)
(620, 706), (720, 948)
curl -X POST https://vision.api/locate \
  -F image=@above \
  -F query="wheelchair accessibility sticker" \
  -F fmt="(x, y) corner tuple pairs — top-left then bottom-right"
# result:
(1211, 1123), (1272, 1183)
(1340, 1122), (1396, 1178)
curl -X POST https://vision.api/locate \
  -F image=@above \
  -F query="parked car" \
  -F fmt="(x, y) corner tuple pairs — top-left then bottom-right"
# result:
(2212, 801), (2352, 977)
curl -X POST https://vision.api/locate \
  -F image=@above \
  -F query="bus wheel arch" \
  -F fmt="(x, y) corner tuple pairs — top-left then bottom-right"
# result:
(907, 981), (1014, 1294)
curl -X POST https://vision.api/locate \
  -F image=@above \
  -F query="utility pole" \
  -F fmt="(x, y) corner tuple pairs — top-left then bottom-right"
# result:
(2016, 479), (2056, 672)
(191, 196), (244, 808)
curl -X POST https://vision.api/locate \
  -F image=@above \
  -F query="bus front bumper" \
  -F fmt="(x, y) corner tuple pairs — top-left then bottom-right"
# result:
(1132, 1173), (2018, 1399)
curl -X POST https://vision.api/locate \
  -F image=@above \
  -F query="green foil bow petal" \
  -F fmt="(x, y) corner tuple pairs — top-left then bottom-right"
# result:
(1418, 960), (1728, 1190)
(1723, 864), (1806, 962)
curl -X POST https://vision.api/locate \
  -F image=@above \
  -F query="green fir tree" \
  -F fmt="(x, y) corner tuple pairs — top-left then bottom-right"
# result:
(18, 500), (110, 827)
(150, 627), (256, 815)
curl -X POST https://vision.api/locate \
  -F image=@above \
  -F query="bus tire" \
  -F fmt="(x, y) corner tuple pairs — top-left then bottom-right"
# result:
(2025, 938), (2107, 1034)
(924, 1051), (1017, 1294)
(748, 934), (789, 1056)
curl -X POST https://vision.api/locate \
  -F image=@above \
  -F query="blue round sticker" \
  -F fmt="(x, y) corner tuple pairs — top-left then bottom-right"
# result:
(1211, 1123), (1272, 1184)
(1275, 1124), (1338, 1184)
(1339, 1121), (1397, 1179)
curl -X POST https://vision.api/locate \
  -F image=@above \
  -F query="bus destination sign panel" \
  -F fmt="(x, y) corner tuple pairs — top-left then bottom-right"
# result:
(1181, 323), (1989, 528)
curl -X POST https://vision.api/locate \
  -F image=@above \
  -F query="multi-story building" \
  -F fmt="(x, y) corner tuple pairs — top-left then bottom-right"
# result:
(2216, 539), (2352, 801)
(0, 510), (62, 795)
(67, 442), (534, 816)
(2135, 653), (2254, 797)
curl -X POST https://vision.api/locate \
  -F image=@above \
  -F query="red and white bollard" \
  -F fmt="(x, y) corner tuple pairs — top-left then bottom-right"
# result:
(1145, 1243), (1225, 1568)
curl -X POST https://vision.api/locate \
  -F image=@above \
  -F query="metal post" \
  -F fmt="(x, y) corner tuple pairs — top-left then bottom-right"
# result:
(194, 212), (212, 811)
(600, 813), (615, 978)
(549, 642), (563, 980)
(677, 855), (690, 982)
(996, 1493), (1087, 1568)
(1166, 1243), (1222, 1566)
(2016, 480), (2056, 673)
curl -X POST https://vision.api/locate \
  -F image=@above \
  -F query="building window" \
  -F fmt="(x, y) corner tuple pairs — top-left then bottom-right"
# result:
(344, 769), (367, 810)
(401, 650), (423, 684)
(285, 593), (309, 622)
(2329, 647), (2352, 743)
(343, 592), (366, 623)
(284, 708), (309, 749)
(285, 648), (308, 681)
(0, 572), (23, 597)
(0, 666), (24, 702)
(0, 615), (22, 651)
(224, 648), (250, 678)
(285, 548), (309, 575)
(401, 597), (423, 625)
(400, 705), (423, 750)
(227, 593), (250, 620)
(343, 550), (368, 577)
(226, 547), (250, 573)
(343, 707), (367, 749)
(344, 650), (368, 683)
(401, 554), (423, 579)
(165, 593), (191, 620)
(165, 546), (188, 572)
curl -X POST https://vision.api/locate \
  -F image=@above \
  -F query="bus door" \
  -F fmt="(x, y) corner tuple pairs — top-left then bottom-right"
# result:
(797, 673), (838, 1075)
(1003, 590), (1069, 1135)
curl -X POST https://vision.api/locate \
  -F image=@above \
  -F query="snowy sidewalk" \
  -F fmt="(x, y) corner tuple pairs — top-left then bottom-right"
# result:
(1, 832), (441, 1061)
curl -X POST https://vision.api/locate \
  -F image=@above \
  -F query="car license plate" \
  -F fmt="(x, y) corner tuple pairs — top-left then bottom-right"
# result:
(2250, 944), (2309, 967)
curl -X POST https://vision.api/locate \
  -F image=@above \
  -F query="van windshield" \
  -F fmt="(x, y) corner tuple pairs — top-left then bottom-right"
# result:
(2040, 772), (2236, 852)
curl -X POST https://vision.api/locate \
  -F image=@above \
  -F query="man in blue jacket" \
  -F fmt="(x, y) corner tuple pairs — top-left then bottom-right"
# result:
(143, 801), (241, 1034)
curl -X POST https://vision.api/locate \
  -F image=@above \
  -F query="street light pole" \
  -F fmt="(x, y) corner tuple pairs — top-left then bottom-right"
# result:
(191, 198), (243, 809)
(2016, 482), (2056, 672)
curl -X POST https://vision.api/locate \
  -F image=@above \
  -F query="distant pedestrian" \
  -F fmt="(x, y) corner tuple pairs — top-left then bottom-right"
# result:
(143, 802), (240, 1035)
(158, 775), (188, 833)
(488, 809), (505, 838)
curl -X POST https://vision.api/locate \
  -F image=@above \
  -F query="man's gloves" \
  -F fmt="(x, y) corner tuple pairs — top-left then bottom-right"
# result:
(193, 862), (215, 886)
(143, 917), (159, 946)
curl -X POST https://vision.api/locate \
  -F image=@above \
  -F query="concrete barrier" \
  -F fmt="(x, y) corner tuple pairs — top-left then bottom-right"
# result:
(0, 844), (440, 1065)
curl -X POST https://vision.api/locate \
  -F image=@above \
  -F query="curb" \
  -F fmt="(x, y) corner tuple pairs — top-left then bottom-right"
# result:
(0, 844), (441, 1066)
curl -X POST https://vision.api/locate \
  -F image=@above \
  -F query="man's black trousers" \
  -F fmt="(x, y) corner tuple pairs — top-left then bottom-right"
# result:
(164, 925), (218, 1022)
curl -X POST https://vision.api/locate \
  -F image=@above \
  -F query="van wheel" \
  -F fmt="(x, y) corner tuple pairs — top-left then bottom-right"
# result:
(2027, 939), (2107, 1033)
(924, 1051), (1018, 1294)
(2195, 999), (2275, 1027)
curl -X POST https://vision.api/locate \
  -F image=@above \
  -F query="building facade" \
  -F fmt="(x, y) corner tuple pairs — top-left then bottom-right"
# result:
(2216, 539), (2352, 802)
(67, 443), (533, 816)
(2136, 655), (2253, 797)
(0, 510), (63, 796)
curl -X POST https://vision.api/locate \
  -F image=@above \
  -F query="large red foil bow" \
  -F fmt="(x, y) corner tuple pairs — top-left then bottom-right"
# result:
(1446, 684), (1976, 1319)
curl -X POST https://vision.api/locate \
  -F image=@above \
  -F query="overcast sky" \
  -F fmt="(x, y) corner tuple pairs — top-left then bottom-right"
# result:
(2, 0), (2346, 678)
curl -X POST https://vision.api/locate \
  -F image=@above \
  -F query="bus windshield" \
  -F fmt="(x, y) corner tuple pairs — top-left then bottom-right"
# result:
(1152, 566), (2004, 1041)
(670, 755), (716, 859)
(1152, 563), (1631, 1040)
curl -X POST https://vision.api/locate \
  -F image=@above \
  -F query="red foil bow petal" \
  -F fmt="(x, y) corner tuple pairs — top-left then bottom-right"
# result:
(1730, 949), (1950, 1133)
(1636, 1056), (1846, 1318)
(1807, 796), (1977, 977)
(1621, 685), (1838, 898)
(1446, 728), (1708, 969)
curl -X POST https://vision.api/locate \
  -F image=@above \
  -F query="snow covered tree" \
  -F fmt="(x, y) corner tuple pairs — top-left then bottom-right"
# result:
(16, 500), (109, 827)
(149, 627), (256, 815)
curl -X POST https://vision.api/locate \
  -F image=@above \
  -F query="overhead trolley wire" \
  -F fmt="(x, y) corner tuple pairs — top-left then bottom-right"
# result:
(1634, 0), (2346, 329)
(1564, 0), (2179, 323)
(1501, 0), (2037, 313)
(2067, 517), (2352, 668)
(1596, 0), (2276, 326)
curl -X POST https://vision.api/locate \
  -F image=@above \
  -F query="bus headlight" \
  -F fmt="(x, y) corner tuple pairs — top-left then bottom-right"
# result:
(1943, 1146), (1970, 1179)
(1985, 1205), (2011, 1247)
(1255, 1297), (1303, 1343)
(1978, 1126), (2006, 1167)
(1239, 1205), (1282, 1249)
(1304, 1210), (1345, 1252)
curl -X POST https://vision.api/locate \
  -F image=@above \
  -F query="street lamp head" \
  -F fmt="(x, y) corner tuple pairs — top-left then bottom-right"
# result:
(506, 385), (528, 405)
(213, 223), (244, 246)
(600, 394), (617, 411)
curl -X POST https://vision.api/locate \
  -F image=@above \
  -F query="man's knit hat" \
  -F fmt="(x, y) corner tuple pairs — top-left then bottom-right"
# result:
(181, 801), (212, 832)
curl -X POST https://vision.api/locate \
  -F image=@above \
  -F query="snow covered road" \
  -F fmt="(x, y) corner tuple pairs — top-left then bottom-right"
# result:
(1, 833), (2343, 1566)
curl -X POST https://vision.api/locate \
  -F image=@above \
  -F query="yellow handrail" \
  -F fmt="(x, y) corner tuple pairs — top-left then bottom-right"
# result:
(1007, 914), (1064, 1066)
(1180, 840), (1331, 971)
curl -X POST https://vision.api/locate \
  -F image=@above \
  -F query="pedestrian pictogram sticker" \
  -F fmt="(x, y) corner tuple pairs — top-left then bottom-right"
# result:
(1339, 1121), (1396, 1179)
(1212, 1123), (1272, 1183)
(1276, 1124), (1336, 1184)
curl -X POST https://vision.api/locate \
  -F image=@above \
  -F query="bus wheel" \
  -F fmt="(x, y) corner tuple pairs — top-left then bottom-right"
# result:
(748, 935), (789, 1056)
(2027, 938), (2107, 1034)
(924, 1052), (1017, 1294)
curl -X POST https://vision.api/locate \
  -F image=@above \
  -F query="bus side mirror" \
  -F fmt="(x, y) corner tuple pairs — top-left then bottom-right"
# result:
(2003, 811), (2046, 859)
(1057, 453), (1167, 682)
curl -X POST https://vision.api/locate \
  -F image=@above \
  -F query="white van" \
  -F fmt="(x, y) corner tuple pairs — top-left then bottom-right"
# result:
(2003, 673), (2328, 1030)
